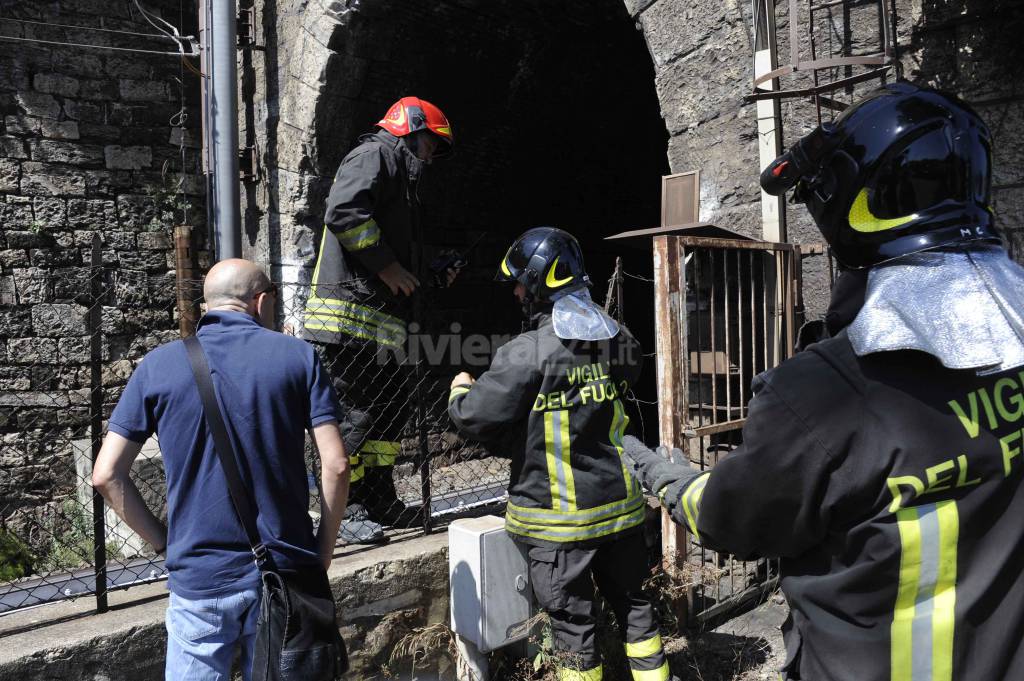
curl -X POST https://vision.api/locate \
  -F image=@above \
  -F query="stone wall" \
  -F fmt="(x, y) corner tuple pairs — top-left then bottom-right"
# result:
(629, 0), (1024, 316)
(0, 0), (203, 560)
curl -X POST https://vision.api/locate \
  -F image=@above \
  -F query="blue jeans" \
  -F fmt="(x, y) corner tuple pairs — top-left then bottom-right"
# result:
(165, 588), (261, 681)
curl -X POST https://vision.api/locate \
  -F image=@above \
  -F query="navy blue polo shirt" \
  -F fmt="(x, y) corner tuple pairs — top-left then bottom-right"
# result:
(108, 311), (341, 598)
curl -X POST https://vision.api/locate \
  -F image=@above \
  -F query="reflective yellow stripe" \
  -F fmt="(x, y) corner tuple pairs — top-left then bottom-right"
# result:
(680, 472), (710, 539)
(558, 665), (602, 681)
(892, 506), (920, 681)
(449, 386), (471, 403)
(610, 399), (635, 497)
(305, 297), (405, 336)
(848, 188), (917, 233)
(630, 661), (669, 681)
(506, 494), (643, 527)
(544, 411), (562, 512)
(360, 440), (400, 467)
(559, 409), (577, 511)
(311, 224), (329, 286)
(335, 218), (381, 251)
(932, 502), (958, 681)
(504, 504), (645, 543)
(304, 316), (404, 348)
(891, 501), (959, 681)
(624, 633), (663, 659)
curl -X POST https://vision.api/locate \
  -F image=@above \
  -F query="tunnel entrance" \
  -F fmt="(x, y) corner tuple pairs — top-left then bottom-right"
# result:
(314, 0), (669, 435)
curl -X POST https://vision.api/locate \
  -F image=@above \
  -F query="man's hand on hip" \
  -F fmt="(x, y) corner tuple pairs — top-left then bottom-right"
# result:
(377, 261), (420, 296)
(451, 372), (475, 390)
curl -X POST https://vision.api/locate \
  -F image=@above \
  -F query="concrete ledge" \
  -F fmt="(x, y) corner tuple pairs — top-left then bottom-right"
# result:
(0, 530), (451, 681)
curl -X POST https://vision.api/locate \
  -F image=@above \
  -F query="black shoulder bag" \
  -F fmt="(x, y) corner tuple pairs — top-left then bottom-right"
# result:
(185, 336), (348, 680)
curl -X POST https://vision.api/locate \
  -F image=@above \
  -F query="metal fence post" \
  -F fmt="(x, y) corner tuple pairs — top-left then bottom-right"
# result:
(89, 233), (109, 613)
(412, 291), (433, 534)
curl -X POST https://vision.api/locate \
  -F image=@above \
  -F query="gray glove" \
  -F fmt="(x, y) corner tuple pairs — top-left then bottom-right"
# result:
(623, 435), (700, 496)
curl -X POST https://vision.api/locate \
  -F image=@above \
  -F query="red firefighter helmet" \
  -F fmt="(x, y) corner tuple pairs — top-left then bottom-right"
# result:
(376, 97), (453, 155)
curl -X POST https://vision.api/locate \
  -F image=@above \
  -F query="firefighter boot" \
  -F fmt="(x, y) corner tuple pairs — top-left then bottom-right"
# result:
(363, 466), (421, 528)
(337, 503), (387, 545)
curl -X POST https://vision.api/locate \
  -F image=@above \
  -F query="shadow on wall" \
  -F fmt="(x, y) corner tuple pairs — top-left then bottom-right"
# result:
(912, 0), (1024, 261)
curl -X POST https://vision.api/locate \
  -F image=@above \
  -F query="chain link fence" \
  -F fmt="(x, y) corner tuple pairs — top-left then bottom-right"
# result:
(2, 248), (654, 616)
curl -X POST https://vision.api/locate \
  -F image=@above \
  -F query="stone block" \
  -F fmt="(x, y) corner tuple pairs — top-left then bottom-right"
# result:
(51, 266), (90, 301)
(72, 230), (97, 246)
(3, 115), (41, 136)
(104, 145), (152, 170)
(0, 158), (19, 193)
(0, 277), (13, 305)
(168, 126), (201, 149)
(6, 338), (58, 364)
(14, 92), (59, 119)
(0, 390), (68, 406)
(79, 124), (121, 143)
(104, 230), (136, 250)
(101, 306), (127, 334)
(30, 247), (81, 268)
(67, 199), (118, 230)
(79, 79), (119, 102)
(0, 249), (29, 268)
(52, 52), (104, 78)
(31, 303), (88, 336)
(118, 249), (170, 272)
(136, 231), (170, 250)
(32, 198), (66, 228)
(0, 64), (29, 91)
(118, 79), (169, 102)
(1, 136), (28, 159)
(21, 267), (62, 305)
(5, 227), (52, 248)
(1, 199), (34, 231)
(105, 55), (151, 80)
(0, 308), (32, 336)
(83, 169), (132, 196)
(63, 100), (106, 123)
(29, 140), (104, 165)
(40, 121), (81, 141)
(19, 162), (87, 196)
(116, 194), (158, 231)
(33, 73), (81, 98)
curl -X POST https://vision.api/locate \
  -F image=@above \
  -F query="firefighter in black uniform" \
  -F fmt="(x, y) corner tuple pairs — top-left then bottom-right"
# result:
(624, 82), (1024, 680)
(304, 97), (455, 542)
(449, 228), (671, 681)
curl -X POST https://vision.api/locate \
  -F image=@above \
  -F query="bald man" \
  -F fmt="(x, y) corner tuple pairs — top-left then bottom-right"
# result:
(94, 259), (349, 681)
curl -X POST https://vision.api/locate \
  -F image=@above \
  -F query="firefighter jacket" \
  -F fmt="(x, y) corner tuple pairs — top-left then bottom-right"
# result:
(304, 129), (425, 349)
(661, 330), (1024, 681)
(449, 314), (645, 549)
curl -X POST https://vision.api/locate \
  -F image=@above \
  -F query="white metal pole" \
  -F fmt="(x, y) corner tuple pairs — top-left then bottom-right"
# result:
(753, 0), (786, 244)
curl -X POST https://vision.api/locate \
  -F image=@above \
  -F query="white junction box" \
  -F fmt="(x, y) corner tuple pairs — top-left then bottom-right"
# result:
(449, 515), (533, 653)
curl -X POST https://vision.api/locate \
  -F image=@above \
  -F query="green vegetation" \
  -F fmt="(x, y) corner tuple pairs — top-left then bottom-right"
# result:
(0, 529), (34, 581)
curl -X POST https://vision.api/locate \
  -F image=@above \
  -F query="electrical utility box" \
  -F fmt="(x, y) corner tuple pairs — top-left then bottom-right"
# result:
(449, 515), (534, 653)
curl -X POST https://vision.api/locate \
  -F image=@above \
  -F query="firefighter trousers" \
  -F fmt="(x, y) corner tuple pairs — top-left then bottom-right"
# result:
(525, 531), (669, 681)
(319, 340), (416, 525)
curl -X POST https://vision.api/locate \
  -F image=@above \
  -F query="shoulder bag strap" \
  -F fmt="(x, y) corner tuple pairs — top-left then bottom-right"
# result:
(184, 335), (268, 566)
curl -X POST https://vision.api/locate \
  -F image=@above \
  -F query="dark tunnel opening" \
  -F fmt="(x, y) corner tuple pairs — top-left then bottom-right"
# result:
(315, 0), (670, 439)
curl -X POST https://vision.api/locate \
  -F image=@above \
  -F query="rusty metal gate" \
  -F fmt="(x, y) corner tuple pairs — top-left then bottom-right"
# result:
(653, 235), (801, 627)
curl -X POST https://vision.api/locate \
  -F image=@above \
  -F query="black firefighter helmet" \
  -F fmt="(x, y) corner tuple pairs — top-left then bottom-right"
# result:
(760, 81), (999, 269)
(496, 227), (590, 302)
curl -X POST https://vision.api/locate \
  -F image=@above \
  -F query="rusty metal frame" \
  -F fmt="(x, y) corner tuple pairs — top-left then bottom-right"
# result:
(747, 0), (897, 104)
(654, 235), (799, 626)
